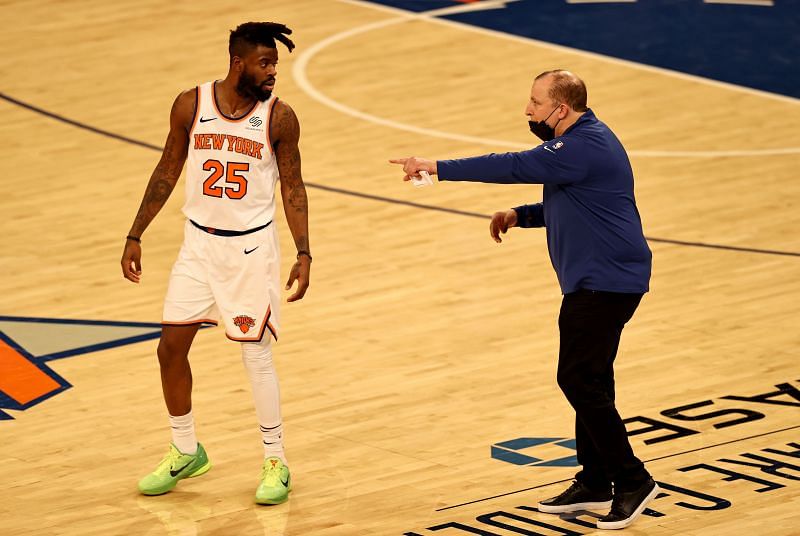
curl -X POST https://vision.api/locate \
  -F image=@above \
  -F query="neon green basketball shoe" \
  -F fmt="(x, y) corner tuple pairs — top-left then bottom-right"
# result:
(138, 443), (211, 496)
(255, 457), (291, 505)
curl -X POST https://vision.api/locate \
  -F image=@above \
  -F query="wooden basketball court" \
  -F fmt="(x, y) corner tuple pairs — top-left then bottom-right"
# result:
(1, 1), (798, 534)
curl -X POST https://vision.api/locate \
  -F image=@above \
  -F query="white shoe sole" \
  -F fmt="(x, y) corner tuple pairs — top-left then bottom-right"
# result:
(538, 500), (613, 514)
(596, 483), (660, 530)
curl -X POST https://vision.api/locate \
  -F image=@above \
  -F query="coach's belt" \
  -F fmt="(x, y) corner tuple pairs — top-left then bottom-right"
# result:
(190, 219), (272, 237)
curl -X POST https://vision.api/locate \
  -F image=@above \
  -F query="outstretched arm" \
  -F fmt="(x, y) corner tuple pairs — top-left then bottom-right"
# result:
(121, 89), (195, 283)
(391, 142), (589, 185)
(272, 100), (311, 302)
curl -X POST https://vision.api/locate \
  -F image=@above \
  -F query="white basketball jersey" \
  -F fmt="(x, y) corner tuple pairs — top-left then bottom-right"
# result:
(183, 81), (280, 231)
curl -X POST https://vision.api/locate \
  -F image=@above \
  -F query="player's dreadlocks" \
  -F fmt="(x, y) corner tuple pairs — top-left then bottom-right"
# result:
(229, 22), (295, 59)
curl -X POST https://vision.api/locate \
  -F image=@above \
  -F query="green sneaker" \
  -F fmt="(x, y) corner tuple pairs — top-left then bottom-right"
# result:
(255, 457), (291, 505)
(138, 443), (211, 496)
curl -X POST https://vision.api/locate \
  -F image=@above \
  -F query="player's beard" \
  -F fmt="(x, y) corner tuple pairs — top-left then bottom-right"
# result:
(237, 70), (272, 102)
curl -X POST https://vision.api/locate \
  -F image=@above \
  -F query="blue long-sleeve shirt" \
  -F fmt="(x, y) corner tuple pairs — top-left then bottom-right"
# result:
(437, 109), (651, 294)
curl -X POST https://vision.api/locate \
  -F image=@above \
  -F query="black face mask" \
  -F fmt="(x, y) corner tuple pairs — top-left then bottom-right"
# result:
(528, 105), (562, 142)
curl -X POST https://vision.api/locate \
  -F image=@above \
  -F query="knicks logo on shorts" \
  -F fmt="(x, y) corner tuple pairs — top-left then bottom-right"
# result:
(233, 315), (257, 334)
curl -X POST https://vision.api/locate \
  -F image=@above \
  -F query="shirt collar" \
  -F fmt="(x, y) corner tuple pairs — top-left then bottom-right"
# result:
(562, 108), (595, 136)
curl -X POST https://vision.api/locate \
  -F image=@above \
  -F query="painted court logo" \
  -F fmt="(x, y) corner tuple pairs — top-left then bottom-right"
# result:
(233, 315), (256, 334)
(491, 437), (578, 467)
(0, 316), (216, 420)
(0, 316), (178, 420)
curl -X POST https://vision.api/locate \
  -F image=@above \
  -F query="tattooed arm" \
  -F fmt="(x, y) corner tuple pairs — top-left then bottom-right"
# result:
(121, 89), (195, 283)
(272, 99), (311, 302)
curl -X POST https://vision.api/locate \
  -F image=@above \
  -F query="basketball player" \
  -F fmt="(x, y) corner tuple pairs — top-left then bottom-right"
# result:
(391, 70), (657, 529)
(120, 22), (310, 505)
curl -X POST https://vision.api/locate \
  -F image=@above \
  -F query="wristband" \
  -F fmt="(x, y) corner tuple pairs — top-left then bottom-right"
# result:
(126, 235), (141, 243)
(296, 250), (312, 262)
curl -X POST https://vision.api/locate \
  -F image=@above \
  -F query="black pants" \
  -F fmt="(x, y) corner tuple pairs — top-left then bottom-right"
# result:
(557, 289), (650, 493)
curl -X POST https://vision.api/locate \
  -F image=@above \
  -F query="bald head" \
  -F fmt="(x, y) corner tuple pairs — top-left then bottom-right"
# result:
(534, 70), (588, 112)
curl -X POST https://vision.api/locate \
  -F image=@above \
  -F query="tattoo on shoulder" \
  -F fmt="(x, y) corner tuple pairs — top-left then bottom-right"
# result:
(273, 102), (306, 214)
(271, 101), (299, 144)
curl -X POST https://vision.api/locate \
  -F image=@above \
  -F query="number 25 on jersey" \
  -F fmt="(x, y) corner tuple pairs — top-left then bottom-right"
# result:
(202, 159), (249, 199)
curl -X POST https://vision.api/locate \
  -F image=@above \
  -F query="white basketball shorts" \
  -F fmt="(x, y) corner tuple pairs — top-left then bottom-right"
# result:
(162, 219), (281, 342)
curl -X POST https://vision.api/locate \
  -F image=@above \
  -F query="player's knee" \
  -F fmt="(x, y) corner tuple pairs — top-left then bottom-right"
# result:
(157, 337), (190, 366)
(241, 341), (274, 374)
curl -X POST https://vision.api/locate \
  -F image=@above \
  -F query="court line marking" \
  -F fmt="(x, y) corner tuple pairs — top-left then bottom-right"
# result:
(343, 0), (798, 106)
(298, 0), (800, 157)
(0, 92), (162, 152)
(2, 91), (798, 258)
(436, 423), (800, 511)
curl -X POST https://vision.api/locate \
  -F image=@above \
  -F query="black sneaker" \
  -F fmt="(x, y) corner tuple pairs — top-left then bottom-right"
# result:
(538, 480), (613, 514)
(597, 478), (659, 530)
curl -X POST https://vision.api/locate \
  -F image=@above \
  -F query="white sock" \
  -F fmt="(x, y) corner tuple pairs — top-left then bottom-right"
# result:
(242, 340), (287, 465)
(169, 410), (198, 455)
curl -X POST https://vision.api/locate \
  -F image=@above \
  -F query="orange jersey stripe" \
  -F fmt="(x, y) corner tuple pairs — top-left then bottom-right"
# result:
(188, 85), (200, 136)
(161, 319), (219, 326)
